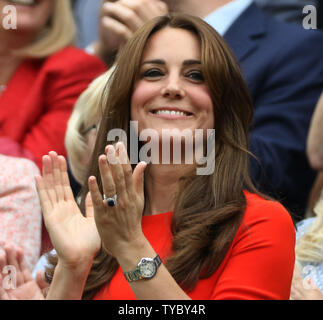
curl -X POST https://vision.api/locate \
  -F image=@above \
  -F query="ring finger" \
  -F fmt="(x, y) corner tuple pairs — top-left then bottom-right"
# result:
(106, 145), (127, 202)
(98, 154), (117, 208)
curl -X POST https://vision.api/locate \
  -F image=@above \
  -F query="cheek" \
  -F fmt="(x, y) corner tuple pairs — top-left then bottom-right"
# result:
(131, 81), (157, 106)
(189, 87), (214, 125)
(131, 81), (158, 119)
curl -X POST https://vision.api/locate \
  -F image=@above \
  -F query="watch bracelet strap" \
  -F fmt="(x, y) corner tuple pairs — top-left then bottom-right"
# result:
(123, 254), (162, 282)
(154, 254), (162, 268)
(124, 268), (143, 282)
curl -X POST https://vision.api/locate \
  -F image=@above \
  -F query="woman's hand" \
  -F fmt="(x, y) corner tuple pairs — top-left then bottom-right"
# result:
(88, 142), (147, 258)
(35, 152), (101, 269)
(0, 244), (45, 300)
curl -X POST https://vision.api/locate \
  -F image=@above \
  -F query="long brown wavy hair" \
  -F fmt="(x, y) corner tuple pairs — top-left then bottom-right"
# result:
(46, 13), (260, 299)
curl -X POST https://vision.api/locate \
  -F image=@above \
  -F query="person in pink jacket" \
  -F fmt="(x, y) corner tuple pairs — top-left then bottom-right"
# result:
(0, 154), (41, 271)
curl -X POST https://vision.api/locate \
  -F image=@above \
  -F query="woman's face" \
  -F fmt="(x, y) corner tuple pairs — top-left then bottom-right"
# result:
(0, 0), (54, 34)
(131, 27), (214, 139)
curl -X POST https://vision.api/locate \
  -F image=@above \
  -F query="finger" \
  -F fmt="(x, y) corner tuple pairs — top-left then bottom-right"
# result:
(88, 176), (106, 214)
(156, 0), (168, 14)
(85, 192), (95, 218)
(120, 0), (157, 21)
(42, 155), (58, 204)
(102, 2), (143, 32)
(147, 0), (168, 17)
(58, 155), (75, 201)
(36, 271), (49, 290)
(0, 277), (10, 299)
(132, 161), (147, 198)
(49, 151), (64, 201)
(4, 244), (23, 286)
(0, 247), (6, 293)
(106, 145), (127, 200)
(101, 16), (133, 41)
(99, 154), (117, 200)
(115, 142), (135, 198)
(35, 175), (53, 217)
(0, 246), (7, 273)
(16, 247), (33, 283)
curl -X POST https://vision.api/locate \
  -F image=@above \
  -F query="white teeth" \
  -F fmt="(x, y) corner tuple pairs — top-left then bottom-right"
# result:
(8, 0), (35, 5)
(155, 110), (188, 116)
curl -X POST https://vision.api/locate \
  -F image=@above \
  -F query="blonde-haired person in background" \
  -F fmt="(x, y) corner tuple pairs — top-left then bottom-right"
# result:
(290, 197), (323, 299)
(65, 68), (114, 187)
(290, 93), (323, 300)
(0, 0), (106, 170)
(0, 0), (106, 254)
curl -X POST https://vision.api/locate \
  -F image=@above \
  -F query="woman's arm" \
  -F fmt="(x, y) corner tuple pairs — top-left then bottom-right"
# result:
(46, 260), (93, 300)
(89, 142), (190, 299)
(35, 152), (101, 300)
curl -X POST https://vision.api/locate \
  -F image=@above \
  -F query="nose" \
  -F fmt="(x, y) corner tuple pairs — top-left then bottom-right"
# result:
(161, 75), (185, 99)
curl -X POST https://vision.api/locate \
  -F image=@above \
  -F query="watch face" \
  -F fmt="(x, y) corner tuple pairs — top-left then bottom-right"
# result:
(139, 259), (156, 279)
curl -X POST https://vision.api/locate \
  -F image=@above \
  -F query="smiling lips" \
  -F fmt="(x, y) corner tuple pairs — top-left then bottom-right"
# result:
(150, 107), (193, 119)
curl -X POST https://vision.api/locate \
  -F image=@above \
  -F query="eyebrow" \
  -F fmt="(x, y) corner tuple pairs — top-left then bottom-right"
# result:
(142, 59), (202, 66)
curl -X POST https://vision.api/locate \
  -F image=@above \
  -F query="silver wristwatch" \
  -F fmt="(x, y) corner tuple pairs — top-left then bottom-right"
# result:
(123, 254), (162, 282)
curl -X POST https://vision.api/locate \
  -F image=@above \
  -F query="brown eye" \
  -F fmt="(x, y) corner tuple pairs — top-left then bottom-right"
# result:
(186, 70), (204, 82)
(143, 69), (164, 78)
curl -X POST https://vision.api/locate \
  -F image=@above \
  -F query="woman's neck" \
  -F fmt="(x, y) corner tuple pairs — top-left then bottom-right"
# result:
(0, 31), (28, 84)
(0, 54), (22, 85)
(143, 164), (191, 216)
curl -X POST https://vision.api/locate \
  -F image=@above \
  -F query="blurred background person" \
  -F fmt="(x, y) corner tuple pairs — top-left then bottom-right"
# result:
(71, 0), (321, 52)
(0, 155), (41, 271)
(0, 0), (106, 170)
(0, 0), (106, 254)
(256, 0), (318, 25)
(289, 93), (323, 300)
(64, 69), (112, 191)
(290, 196), (323, 299)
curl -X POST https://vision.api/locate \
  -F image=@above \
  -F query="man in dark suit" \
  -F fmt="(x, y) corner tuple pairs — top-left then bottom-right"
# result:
(219, 1), (323, 219)
(84, 0), (323, 219)
(256, 0), (318, 24)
